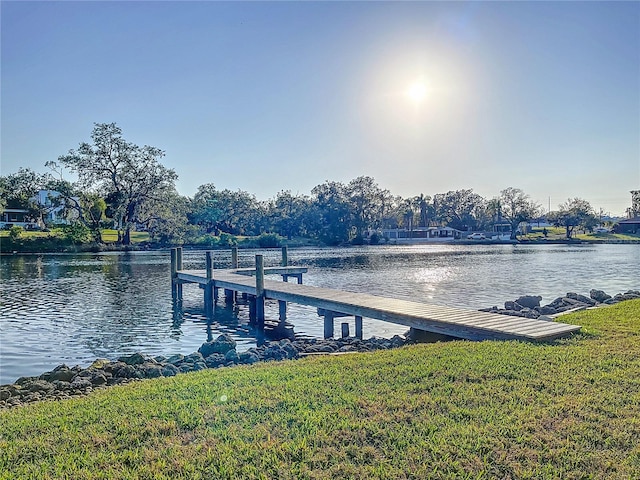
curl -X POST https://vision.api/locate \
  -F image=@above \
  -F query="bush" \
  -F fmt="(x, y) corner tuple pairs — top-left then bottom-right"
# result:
(62, 223), (92, 245)
(218, 232), (237, 248)
(351, 234), (365, 245)
(256, 233), (283, 248)
(8, 226), (23, 241)
(369, 232), (380, 245)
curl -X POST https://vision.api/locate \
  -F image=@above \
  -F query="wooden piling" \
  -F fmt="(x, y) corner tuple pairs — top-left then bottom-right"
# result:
(324, 311), (334, 339)
(204, 251), (214, 315)
(279, 300), (287, 323)
(231, 247), (239, 269)
(248, 296), (256, 324)
(342, 322), (350, 338)
(255, 254), (265, 328)
(355, 316), (363, 339)
(281, 246), (288, 267)
(176, 247), (183, 300)
(170, 248), (177, 299)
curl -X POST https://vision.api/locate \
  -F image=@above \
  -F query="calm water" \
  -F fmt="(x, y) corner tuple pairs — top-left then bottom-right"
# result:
(1, 244), (638, 384)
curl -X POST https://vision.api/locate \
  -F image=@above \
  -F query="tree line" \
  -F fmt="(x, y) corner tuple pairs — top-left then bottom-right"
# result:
(1, 123), (600, 245)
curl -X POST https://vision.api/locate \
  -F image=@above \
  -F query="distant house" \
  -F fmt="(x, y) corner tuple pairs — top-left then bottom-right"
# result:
(35, 190), (77, 225)
(614, 217), (640, 234)
(0, 208), (37, 229)
(378, 226), (463, 243)
(0, 190), (77, 229)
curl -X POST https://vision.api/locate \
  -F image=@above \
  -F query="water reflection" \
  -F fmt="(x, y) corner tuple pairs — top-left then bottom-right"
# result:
(1, 244), (639, 384)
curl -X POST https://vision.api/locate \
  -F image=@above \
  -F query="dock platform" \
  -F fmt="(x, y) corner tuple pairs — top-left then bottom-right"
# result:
(171, 248), (581, 342)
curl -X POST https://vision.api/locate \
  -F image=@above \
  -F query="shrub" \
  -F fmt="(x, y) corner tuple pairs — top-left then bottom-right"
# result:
(62, 223), (92, 244)
(351, 234), (365, 245)
(256, 233), (283, 248)
(8, 226), (23, 241)
(218, 232), (237, 248)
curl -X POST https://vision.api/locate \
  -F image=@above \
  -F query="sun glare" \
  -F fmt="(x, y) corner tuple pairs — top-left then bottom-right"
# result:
(406, 81), (428, 103)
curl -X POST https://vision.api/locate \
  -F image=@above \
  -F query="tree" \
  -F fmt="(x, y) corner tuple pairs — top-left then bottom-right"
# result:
(496, 187), (541, 240)
(43, 175), (106, 242)
(137, 188), (189, 244)
(310, 181), (351, 245)
(57, 123), (178, 244)
(433, 189), (486, 231)
(269, 190), (312, 240)
(548, 198), (597, 239)
(345, 176), (389, 237)
(415, 194), (432, 228)
(0, 168), (51, 224)
(189, 184), (261, 235)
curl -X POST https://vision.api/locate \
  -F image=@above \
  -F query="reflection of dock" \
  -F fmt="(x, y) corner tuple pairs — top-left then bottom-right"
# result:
(171, 248), (581, 342)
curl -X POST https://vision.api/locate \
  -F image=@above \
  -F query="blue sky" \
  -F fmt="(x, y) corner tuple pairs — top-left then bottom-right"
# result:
(2, 1), (639, 216)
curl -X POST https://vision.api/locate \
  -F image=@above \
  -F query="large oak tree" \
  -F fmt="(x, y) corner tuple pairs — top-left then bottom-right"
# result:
(58, 123), (178, 244)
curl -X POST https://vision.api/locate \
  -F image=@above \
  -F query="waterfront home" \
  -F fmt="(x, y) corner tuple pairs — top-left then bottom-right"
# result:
(614, 217), (640, 234)
(378, 226), (463, 243)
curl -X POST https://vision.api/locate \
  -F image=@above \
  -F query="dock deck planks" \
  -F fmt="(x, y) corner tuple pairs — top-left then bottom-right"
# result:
(176, 268), (581, 342)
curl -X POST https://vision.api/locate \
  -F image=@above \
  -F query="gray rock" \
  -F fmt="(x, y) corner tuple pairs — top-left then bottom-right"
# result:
(224, 350), (239, 363)
(166, 354), (184, 365)
(590, 289), (612, 303)
(536, 305), (557, 315)
(192, 361), (207, 371)
(205, 353), (226, 368)
(142, 364), (163, 379)
(89, 373), (108, 386)
(183, 352), (204, 364)
(161, 364), (180, 377)
(49, 365), (76, 382)
(25, 380), (55, 394)
(238, 351), (260, 364)
(504, 301), (522, 311)
(515, 295), (542, 309)
(117, 353), (147, 366)
(566, 292), (596, 306)
(198, 334), (237, 357)
(70, 378), (93, 390)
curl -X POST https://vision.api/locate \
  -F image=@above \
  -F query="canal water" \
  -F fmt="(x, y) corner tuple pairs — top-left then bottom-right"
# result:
(1, 244), (638, 384)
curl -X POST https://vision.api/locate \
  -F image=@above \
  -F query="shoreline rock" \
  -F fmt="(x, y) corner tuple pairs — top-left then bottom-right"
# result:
(479, 289), (640, 319)
(0, 334), (408, 409)
(2, 288), (638, 409)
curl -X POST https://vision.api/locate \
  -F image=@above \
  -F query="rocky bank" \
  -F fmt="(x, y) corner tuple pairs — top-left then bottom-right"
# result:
(2, 288), (638, 410)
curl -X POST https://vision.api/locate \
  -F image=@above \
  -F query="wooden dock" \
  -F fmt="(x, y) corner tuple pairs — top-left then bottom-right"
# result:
(171, 248), (581, 342)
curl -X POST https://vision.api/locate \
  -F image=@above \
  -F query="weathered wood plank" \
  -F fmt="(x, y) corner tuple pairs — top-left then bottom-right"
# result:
(175, 266), (581, 342)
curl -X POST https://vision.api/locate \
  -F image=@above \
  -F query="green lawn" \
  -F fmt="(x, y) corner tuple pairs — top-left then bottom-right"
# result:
(1, 300), (639, 479)
(523, 227), (640, 242)
(0, 228), (150, 243)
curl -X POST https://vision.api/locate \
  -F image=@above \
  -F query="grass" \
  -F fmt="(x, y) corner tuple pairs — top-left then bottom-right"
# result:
(1, 300), (640, 479)
(0, 228), (150, 243)
(99, 229), (150, 243)
(522, 227), (640, 242)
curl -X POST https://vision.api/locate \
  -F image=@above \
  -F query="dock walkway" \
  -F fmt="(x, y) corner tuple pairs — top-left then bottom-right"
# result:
(171, 248), (581, 342)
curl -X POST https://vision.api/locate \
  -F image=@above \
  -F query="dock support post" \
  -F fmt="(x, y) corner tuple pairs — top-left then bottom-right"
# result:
(255, 254), (265, 329)
(281, 246), (288, 267)
(204, 251), (214, 316)
(342, 322), (350, 338)
(228, 247), (239, 303)
(176, 247), (183, 300)
(170, 248), (177, 299)
(279, 300), (287, 323)
(248, 296), (256, 324)
(324, 312), (334, 339)
(355, 316), (363, 339)
(224, 289), (234, 303)
(231, 247), (239, 269)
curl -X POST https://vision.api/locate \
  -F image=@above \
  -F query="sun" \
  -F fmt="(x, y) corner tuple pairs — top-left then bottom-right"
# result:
(406, 81), (428, 103)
